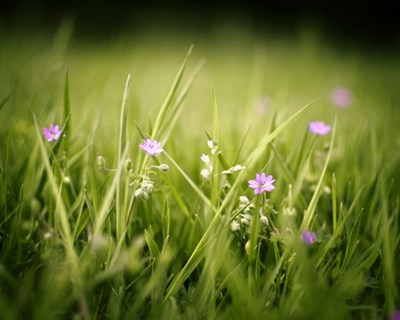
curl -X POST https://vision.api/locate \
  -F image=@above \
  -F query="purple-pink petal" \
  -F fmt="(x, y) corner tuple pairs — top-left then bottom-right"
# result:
(248, 180), (258, 187)
(330, 87), (353, 107)
(309, 121), (331, 136)
(301, 230), (316, 245)
(43, 123), (62, 142)
(139, 139), (163, 156)
(248, 172), (275, 195)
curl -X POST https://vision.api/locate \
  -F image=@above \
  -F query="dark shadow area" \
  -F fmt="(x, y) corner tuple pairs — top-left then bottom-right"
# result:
(1, 0), (399, 50)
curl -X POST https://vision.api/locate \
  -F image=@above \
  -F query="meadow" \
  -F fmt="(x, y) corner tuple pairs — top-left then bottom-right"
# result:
(0, 23), (399, 319)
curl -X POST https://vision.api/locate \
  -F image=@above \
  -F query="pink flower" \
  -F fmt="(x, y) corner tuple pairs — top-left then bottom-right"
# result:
(301, 230), (316, 245)
(309, 121), (331, 136)
(43, 124), (62, 142)
(139, 139), (163, 156)
(248, 173), (275, 195)
(330, 87), (353, 107)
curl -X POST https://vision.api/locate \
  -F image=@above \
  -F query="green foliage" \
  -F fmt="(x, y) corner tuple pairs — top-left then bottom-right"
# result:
(0, 26), (399, 320)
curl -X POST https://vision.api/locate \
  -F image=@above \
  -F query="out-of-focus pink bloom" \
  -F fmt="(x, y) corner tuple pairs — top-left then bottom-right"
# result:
(43, 124), (62, 142)
(330, 87), (353, 107)
(309, 121), (331, 136)
(301, 230), (316, 245)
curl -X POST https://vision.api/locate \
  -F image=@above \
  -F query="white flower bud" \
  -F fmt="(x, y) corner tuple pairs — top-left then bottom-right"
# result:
(241, 213), (252, 226)
(158, 164), (170, 172)
(239, 196), (249, 204)
(207, 140), (220, 155)
(230, 220), (240, 232)
(200, 154), (210, 164)
(245, 240), (251, 255)
(134, 188), (143, 198)
(260, 214), (269, 226)
(201, 168), (210, 179)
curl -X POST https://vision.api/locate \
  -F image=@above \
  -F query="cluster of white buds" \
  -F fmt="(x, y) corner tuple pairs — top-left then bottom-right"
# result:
(230, 220), (240, 232)
(200, 154), (213, 180)
(240, 213), (252, 226)
(230, 196), (271, 233)
(134, 178), (154, 200)
(238, 196), (255, 213)
(230, 196), (255, 232)
(207, 140), (220, 155)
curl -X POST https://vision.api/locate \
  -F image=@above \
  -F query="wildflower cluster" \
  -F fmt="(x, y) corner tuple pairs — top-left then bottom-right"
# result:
(200, 139), (245, 182)
(200, 153), (213, 180)
(95, 139), (167, 202)
(134, 177), (155, 200)
(230, 195), (276, 236)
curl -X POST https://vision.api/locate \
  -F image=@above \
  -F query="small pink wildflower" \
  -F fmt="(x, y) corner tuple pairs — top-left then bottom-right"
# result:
(248, 173), (275, 195)
(330, 87), (353, 107)
(43, 124), (62, 142)
(301, 230), (316, 245)
(309, 121), (331, 136)
(139, 139), (163, 156)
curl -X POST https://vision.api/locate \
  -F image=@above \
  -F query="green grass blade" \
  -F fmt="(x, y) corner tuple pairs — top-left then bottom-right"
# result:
(63, 70), (71, 154)
(0, 91), (13, 111)
(163, 151), (213, 210)
(93, 144), (129, 237)
(301, 117), (337, 230)
(211, 86), (220, 210)
(116, 74), (131, 241)
(145, 228), (161, 258)
(341, 209), (364, 271)
(151, 45), (193, 140)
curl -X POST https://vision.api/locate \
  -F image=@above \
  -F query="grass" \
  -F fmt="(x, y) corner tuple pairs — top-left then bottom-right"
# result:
(0, 24), (399, 319)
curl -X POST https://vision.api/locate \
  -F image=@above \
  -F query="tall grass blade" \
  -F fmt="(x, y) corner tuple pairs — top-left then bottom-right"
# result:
(116, 74), (131, 241)
(63, 70), (71, 154)
(301, 117), (337, 230)
(151, 45), (193, 140)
